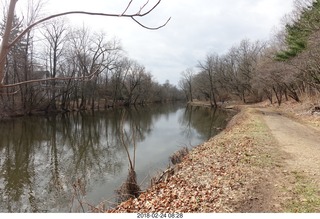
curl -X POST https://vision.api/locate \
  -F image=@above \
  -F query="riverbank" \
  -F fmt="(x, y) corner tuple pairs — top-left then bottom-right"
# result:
(106, 104), (279, 212)
(107, 100), (320, 213)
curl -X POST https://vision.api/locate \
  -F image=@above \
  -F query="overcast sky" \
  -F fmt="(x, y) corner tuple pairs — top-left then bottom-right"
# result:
(21, 0), (295, 85)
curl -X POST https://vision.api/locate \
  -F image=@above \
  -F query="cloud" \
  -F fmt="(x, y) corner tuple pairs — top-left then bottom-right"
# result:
(126, 0), (294, 85)
(26, 0), (294, 85)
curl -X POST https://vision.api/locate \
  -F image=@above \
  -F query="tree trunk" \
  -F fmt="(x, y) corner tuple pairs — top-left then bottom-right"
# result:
(273, 86), (282, 106)
(0, 0), (17, 85)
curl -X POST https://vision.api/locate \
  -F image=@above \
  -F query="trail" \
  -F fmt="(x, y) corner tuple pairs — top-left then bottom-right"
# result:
(260, 108), (320, 182)
(108, 106), (320, 213)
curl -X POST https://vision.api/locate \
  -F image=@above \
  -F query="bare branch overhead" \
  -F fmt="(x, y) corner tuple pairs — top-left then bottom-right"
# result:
(9, 0), (171, 51)
(0, 0), (170, 88)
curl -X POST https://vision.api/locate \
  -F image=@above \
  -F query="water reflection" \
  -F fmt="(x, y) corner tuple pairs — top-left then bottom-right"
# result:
(180, 106), (228, 140)
(0, 104), (233, 212)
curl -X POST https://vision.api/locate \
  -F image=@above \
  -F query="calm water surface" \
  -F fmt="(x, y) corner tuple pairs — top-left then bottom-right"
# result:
(0, 104), (234, 212)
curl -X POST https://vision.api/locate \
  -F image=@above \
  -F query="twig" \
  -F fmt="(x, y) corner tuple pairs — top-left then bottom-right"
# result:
(121, 0), (134, 16)
(138, 0), (150, 14)
(139, 173), (150, 187)
(131, 16), (171, 30)
(120, 111), (134, 170)
(154, 167), (175, 184)
(0, 88), (20, 95)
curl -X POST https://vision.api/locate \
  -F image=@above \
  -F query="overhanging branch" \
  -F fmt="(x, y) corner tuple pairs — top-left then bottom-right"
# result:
(131, 16), (171, 30)
(0, 0), (170, 89)
(0, 69), (98, 89)
(9, 0), (170, 49)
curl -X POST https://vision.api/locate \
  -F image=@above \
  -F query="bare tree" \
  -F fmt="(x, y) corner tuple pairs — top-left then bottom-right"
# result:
(179, 68), (195, 102)
(0, 0), (170, 88)
(122, 61), (146, 106)
(198, 54), (220, 107)
(41, 18), (69, 110)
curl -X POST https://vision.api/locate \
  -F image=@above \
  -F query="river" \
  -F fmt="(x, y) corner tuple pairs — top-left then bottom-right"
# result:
(0, 103), (234, 212)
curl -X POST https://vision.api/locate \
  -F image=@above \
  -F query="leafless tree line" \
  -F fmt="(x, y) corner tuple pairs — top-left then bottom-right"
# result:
(0, 0), (170, 87)
(180, 0), (320, 106)
(0, 0), (183, 116)
(180, 39), (265, 106)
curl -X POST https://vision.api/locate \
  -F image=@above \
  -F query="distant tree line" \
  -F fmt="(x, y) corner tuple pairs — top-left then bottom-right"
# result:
(179, 0), (320, 107)
(0, 3), (183, 116)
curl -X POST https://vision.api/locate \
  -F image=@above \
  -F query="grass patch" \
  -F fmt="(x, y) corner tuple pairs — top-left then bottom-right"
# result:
(285, 171), (320, 213)
(245, 108), (320, 212)
(235, 108), (281, 168)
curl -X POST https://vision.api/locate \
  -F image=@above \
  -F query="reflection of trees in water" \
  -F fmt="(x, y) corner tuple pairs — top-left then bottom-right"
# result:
(179, 106), (233, 140)
(0, 104), (177, 212)
(0, 120), (39, 212)
(0, 103), (207, 212)
(115, 110), (141, 204)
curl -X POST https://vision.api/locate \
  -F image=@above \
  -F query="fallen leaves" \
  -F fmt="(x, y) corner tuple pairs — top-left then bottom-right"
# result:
(107, 109), (261, 213)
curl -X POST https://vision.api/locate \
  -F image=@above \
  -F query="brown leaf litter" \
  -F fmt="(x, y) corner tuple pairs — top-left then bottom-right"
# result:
(107, 107), (271, 213)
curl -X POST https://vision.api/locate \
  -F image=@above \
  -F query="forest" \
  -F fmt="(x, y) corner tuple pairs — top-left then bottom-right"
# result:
(0, 0), (183, 117)
(3, 0), (320, 118)
(179, 0), (320, 108)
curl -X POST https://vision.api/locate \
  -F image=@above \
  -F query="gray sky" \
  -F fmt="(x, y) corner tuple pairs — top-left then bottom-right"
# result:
(27, 0), (295, 85)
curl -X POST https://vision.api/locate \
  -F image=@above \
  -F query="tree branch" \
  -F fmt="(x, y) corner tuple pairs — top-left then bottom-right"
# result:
(138, 0), (150, 14)
(121, 0), (134, 16)
(0, 69), (99, 89)
(9, 0), (170, 50)
(131, 16), (171, 30)
(0, 0), (170, 89)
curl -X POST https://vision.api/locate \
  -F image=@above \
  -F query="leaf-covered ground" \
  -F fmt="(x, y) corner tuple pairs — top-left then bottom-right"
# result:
(107, 107), (282, 213)
(107, 102), (320, 213)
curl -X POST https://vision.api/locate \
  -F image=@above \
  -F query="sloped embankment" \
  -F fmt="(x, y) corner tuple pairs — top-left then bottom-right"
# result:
(107, 107), (293, 212)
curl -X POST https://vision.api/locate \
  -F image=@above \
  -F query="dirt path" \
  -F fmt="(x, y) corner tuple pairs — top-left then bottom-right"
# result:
(107, 106), (320, 213)
(259, 109), (320, 183)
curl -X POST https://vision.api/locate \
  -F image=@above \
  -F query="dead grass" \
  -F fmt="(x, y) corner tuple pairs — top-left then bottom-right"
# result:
(169, 147), (189, 165)
(283, 170), (320, 213)
(107, 107), (286, 212)
(115, 169), (141, 204)
(253, 99), (320, 212)
(261, 98), (320, 129)
(107, 102), (320, 213)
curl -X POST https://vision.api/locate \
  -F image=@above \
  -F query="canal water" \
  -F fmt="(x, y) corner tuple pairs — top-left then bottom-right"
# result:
(0, 103), (234, 212)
